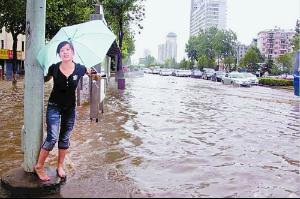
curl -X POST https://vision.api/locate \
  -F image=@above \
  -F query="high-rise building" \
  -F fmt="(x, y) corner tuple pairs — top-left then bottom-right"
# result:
(257, 27), (296, 60)
(165, 32), (177, 62)
(157, 32), (177, 63)
(190, 0), (227, 36)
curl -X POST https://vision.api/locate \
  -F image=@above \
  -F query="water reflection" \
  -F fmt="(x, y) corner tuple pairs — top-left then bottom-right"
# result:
(1, 75), (300, 197)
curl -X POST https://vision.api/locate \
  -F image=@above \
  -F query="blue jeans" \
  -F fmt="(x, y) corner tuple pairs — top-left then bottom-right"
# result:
(42, 103), (76, 151)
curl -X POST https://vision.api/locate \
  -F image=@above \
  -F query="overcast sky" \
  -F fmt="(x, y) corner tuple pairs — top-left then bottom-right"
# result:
(131, 0), (300, 64)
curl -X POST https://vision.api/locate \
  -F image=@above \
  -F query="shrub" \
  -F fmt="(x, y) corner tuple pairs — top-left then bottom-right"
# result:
(258, 78), (293, 86)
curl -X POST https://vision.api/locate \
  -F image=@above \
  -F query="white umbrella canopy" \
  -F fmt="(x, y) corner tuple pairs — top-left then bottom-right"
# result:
(37, 20), (116, 75)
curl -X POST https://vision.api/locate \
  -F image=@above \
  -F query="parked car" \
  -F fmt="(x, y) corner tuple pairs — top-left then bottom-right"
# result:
(222, 72), (251, 87)
(202, 68), (215, 80)
(159, 69), (173, 76)
(242, 72), (259, 85)
(191, 69), (203, 78)
(143, 68), (152, 74)
(152, 68), (161, 75)
(211, 71), (226, 82)
(175, 70), (192, 77)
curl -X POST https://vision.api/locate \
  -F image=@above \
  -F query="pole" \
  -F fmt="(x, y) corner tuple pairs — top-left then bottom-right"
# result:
(23, 0), (46, 172)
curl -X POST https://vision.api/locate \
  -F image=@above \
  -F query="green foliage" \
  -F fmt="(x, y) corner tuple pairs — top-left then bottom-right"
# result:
(0, 0), (26, 36)
(179, 59), (191, 69)
(240, 46), (264, 72)
(197, 55), (214, 69)
(258, 78), (293, 86)
(276, 53), (293, 74)
(185, 27), (237, 70)
(46, 0), (93, 39)
(144, 55), (156, 67)
(292, 19), (300, 51)
(293, 35), (300, 51)
(101, 0), (145, 59)
(163, 58), (177, 68)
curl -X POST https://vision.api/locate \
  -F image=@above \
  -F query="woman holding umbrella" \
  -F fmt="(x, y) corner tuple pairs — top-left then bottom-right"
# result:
(34, 41), (97, 181)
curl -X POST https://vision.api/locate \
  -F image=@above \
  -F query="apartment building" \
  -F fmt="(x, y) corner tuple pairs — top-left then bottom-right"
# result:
(257, 27), (296, 60)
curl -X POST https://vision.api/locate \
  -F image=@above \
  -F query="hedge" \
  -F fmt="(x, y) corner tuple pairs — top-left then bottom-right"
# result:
(258, 78), (293, 86)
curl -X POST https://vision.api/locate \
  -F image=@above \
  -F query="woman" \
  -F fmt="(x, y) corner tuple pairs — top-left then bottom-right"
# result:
(34, 41), (95, 181)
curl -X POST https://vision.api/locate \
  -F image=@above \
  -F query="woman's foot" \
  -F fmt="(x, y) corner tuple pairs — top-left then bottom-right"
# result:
(56, 167), (66, 179)
(34, 166), (50, 181)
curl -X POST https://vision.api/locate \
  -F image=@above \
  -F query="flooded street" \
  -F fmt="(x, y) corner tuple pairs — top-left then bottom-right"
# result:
(0, 74), (299, 197)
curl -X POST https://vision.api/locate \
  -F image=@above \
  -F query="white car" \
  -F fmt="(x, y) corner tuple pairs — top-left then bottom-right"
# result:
(159, 69), (173, 76)
(175, 70), (192, 77)
(222, 72), (251, 87)
(242, 72), (259, 85)
(143, 68), (152, 74)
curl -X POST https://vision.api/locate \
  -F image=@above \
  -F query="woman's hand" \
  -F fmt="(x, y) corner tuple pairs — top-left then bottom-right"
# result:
(86, 67), (97, 77)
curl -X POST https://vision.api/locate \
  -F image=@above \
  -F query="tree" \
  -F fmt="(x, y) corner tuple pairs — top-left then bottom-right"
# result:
(240, 46), (264, 72)
(276, 53), (293, 74)
(46, 0), (93, 39)
(144, 55), (155, 67)
(197, 55), (214, 70)
(0, 0), (26, 83)
(292, 19), (300, 51)
(185, 27), (237, 70)
(185, 36), (200, 67)
(179, 59), (190, 69)
(223, 56), (236, 72)
(101, 0), (145, 73)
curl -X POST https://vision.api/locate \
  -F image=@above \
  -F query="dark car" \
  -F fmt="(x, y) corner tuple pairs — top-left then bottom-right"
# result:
(211, 71), (226, 82)
(202, 68), (215, 80)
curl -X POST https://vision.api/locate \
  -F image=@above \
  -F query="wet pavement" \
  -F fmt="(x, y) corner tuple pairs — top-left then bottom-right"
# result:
(0, 74), (299, 197)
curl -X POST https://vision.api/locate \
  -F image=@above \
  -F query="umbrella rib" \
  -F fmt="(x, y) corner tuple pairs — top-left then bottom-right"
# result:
(61, 28), (71, 40)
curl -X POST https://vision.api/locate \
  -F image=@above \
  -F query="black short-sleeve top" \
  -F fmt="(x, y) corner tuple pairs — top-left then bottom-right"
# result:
(47, 62), (87, 108)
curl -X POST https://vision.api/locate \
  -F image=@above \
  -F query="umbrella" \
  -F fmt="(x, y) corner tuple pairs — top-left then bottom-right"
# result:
(37, 20), (116, 75)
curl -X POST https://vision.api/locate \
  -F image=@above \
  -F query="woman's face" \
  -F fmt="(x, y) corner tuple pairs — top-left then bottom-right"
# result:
(59, 44), (74, 62)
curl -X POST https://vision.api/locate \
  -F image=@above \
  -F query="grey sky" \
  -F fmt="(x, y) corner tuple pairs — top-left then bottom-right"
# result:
(132, 0), (300, 64)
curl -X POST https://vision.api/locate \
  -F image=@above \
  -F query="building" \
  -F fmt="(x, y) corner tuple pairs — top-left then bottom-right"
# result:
(0, 27), (25, 79)
(165, 32), (177, 62)
(190, 0), (227, 36)
(236, 43), (249, 66)
(157, 32), (177, 63)
(257, 27), (296, 60)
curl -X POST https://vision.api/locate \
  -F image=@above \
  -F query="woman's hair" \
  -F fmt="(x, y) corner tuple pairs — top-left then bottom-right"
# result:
(56, 41), (74, 55)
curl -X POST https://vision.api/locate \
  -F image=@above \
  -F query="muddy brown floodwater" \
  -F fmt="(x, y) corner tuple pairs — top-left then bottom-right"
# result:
(0, 74), (299, 197)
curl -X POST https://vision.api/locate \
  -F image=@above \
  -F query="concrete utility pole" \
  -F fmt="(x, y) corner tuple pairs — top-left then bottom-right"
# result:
(23, 0), (46, 172)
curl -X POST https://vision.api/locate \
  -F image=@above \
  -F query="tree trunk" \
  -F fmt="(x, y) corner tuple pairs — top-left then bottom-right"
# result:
(116, 18), (124, 79)
(12, 33), (19, 83)
(118, 19), (124, 72)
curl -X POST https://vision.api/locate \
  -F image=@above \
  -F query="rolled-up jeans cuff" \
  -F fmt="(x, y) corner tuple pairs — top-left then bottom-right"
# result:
(58, 142), (70, 150)
(41, 141), (55, 151)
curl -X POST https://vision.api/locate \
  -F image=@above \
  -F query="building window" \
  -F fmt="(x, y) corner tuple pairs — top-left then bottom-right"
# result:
(1, 40), (4, 49)
(22, 41), (25, 51)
